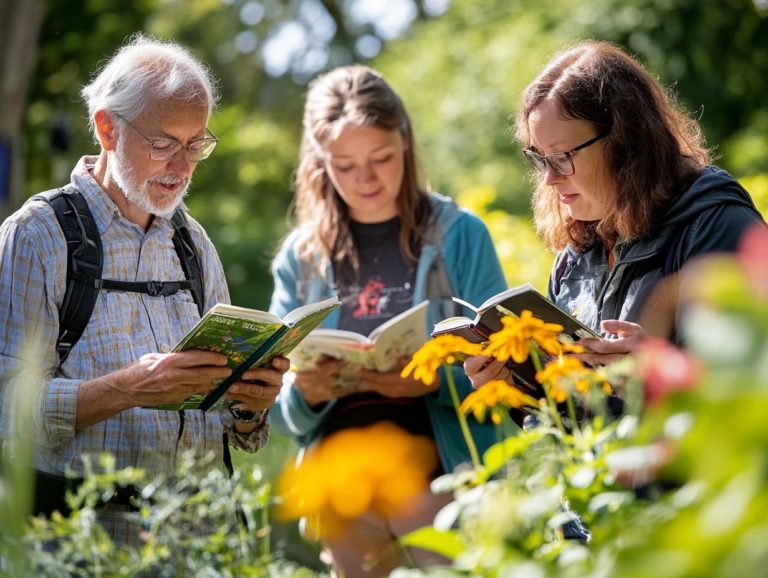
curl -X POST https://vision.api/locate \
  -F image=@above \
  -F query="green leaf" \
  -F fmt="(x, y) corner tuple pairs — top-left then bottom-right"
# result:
(400, 527), (465, 560)
(482, 431), (545, 477)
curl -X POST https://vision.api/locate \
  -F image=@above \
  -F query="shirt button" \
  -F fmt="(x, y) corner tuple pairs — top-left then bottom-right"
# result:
(158, 344), (170, 353)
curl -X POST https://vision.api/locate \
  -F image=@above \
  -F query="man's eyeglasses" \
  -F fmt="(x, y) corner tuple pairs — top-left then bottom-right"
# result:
(523, 133), (607, 176)
(114, 113), (218, 162)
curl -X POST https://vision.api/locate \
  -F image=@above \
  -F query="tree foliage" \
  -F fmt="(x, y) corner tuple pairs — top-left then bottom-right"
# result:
(379, 0), (768, 215)
(18, 0), (768, 309)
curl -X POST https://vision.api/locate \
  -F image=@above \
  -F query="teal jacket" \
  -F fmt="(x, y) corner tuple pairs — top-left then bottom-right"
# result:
(269, 193), (509, 473)
(549, 166), (765, 343)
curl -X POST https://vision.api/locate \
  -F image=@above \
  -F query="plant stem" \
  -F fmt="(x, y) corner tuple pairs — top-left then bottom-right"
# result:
(444, 366), (481, 469)
(261, 501), (270, 560)
(566, 394), (579, 432)
(531, 347), (566, 433)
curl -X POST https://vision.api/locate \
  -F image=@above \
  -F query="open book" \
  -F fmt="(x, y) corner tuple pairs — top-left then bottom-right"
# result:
(289, 300), (429, 388)
(432, 283), (598, 389)
(151, 296), (341, 411)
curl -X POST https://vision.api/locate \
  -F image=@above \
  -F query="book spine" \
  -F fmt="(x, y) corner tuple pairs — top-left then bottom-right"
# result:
(473, 325), (492, 340)
(198, 325), (290, 412)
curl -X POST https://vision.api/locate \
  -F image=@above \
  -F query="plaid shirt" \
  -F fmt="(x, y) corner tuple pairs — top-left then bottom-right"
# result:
(0, 156), (267, 542)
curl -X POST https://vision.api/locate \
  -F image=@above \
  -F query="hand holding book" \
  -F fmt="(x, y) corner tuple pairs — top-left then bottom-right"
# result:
(289, 300), (429, 389)
(432, 284), (597, 389)
(148, 296), (340, 411)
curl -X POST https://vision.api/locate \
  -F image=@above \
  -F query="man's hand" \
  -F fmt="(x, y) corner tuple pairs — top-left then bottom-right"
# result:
(576, 320), (647, 366)
(76, 350), (233, 430)
(225, 356), (289, 412)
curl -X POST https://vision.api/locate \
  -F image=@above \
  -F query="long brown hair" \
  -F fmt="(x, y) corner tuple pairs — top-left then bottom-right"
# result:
(290, 65), (431, 277)
(515, 40), (710, 252)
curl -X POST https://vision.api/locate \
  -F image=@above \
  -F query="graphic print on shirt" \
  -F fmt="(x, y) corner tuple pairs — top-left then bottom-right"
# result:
(353, 277), (386, 317)
(338, 275), (413, 337)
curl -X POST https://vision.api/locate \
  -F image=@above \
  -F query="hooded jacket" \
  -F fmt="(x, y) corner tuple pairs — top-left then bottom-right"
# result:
(549, 166), (765, 342)
(269, 192), (509, 473)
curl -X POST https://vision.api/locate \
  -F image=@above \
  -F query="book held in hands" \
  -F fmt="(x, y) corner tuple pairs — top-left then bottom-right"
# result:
(289, 300), (429, 388)
(151, 296), (341, 412)
(431, 283), (598, 389)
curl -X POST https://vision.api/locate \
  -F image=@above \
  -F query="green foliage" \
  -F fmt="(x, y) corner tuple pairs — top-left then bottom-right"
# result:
(22, 0), (768, 307)
(380, 0), (768, 212)
(457, 185), (552, 291)
(394, 233), (768, 577)
(24, 0), (159, 197)
(740, 173), (768, 217)
(1, 452), (324, 577)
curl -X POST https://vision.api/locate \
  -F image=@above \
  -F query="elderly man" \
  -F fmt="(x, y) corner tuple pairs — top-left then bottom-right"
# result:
(0, 35), (285, 542)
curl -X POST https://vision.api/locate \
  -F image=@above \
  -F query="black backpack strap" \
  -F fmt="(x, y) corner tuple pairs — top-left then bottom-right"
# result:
(33, 186), (103, 364)
(34, 189), (206, 363)
(170, 208), (205, 317)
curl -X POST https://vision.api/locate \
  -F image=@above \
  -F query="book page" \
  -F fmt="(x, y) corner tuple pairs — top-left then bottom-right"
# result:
(368, 300), (429, 371)
(289, 329), (373, 372)
(288, 300), (429, 382)
(478, 285), (599, 339)
(431, 315), (474, 333)
(205, 302), (281, 324)
(476, 283), (535, 313)
(282, 296), (341, 326)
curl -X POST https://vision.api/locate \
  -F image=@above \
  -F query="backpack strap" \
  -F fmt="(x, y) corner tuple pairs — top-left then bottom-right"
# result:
(423, 212), (461, 319)
(34, 185), (104, 363)
(170, 208), (205, 317)
(33, 187), (205, 362)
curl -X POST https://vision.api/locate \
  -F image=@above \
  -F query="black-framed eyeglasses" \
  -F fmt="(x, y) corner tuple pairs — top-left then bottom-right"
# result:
(113, 113), (218, 162)
(523, 133), (607, 176)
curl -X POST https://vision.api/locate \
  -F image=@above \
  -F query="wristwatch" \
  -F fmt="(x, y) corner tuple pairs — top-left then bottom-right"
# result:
(229, 406), (269, 424)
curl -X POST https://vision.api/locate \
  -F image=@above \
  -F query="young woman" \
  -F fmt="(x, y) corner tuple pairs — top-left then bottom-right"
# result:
(268, 65), (507, 577)
(466, 39), (765, 387)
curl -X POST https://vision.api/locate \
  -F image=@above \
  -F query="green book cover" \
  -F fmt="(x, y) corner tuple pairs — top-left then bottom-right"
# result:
(150, 296), (340, 412)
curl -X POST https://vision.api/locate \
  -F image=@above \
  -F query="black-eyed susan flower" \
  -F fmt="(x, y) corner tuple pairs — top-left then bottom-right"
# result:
(401, 335), (484, 386)
(401, 335), (486, 468)
(483, 310), (574, 364)
(459, 380), (539, 425)
(535, 355), (593, 403)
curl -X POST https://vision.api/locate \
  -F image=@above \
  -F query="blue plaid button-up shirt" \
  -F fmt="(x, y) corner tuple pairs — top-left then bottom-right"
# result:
(0, 156), (266, 542)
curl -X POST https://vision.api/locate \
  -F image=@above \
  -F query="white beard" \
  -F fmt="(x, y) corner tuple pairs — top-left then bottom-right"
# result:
(111, 139), (191, 218)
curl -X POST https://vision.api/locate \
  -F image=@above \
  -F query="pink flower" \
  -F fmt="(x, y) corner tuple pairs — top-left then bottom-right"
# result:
(738, 223), (768, 299)
(635, 338), (702, 406)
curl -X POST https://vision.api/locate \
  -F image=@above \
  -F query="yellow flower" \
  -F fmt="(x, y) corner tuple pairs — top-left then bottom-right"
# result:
(482, 310), (570, 363)
(535, 356), (599, 402)
(401, 335), (484, 386)
(460, 380), (539, 424)
(535, 355), (587, 384)
(276, 423), (438, 538)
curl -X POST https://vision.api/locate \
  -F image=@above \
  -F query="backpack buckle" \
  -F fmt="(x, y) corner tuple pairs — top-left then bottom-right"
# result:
(146, 281), (182, 297)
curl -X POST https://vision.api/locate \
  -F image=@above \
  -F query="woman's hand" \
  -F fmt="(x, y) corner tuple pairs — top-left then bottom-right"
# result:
(358, 358), (439, 398)
(463, 355), (513, 390)
(576, 320), (647, 366)
(292, 357), (349, 407)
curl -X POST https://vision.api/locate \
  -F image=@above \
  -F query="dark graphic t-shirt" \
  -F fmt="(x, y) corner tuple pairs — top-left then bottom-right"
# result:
(324, 219), (437, 452)
(336, 218), (414, 334)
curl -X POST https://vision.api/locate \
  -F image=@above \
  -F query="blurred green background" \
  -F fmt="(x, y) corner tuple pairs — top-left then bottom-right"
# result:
(3, 0), (768, 308)
(2, 0), (767, 569)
